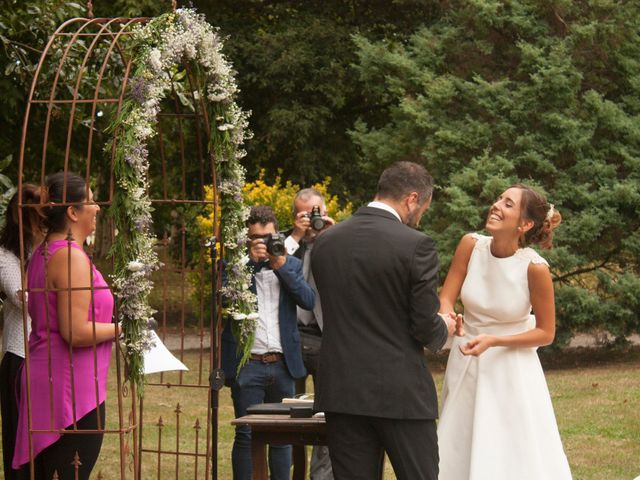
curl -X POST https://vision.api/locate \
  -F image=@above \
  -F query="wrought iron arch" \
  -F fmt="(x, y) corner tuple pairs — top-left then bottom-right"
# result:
(17, 10), (224, 480)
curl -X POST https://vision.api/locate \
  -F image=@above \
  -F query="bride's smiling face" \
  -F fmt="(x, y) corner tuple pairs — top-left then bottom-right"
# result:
(485, 187), (524, 235)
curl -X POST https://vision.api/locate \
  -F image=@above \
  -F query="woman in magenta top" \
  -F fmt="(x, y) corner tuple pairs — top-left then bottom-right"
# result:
(13, 172), (120, 480)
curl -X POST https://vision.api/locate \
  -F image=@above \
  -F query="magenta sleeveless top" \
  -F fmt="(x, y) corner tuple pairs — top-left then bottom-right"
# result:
(13, 240), (114, 468)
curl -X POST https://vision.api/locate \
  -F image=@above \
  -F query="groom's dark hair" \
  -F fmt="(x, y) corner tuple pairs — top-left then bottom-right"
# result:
(376, 161), (434, 204)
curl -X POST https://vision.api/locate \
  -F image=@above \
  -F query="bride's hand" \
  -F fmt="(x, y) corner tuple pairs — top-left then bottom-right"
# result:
(459, 334), (494, 356)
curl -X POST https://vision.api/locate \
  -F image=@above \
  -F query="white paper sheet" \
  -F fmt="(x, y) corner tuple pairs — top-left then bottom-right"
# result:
(143, 330), (189, 374)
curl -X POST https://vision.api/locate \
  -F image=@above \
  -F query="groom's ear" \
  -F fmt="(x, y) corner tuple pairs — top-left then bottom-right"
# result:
(406, 191), (420, 207)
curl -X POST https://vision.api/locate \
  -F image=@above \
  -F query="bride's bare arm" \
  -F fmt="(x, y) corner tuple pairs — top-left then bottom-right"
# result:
(439, 234), (476, 314)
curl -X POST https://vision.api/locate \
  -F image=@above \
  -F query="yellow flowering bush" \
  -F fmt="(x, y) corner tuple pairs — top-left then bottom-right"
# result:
(243, 170), (353, 230)
(191, 174), (352, 318)
(196, 170), (353, 239)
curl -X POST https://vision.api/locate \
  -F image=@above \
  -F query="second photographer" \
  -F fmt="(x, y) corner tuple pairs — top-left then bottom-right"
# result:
(285, 188), (336, 480)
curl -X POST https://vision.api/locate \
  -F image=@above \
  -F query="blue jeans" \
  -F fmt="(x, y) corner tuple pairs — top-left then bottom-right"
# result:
(231, 359), (295, 480)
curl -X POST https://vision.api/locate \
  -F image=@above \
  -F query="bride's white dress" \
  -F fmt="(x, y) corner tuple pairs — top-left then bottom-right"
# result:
(438, 234), (572, 480)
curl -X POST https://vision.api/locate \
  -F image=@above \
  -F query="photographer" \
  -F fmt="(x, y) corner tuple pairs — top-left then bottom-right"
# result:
(221, 205), (315, 480)
(285, 188), (336, 480)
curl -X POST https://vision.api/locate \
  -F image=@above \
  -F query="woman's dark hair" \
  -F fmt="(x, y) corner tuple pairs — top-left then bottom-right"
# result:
(0, 183), (43, 258)
(512, 184), (562, 250)
(43, 172), (88, 234)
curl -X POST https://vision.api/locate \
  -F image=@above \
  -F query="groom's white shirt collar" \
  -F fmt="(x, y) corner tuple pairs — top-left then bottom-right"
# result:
(367, 201), (402, 222)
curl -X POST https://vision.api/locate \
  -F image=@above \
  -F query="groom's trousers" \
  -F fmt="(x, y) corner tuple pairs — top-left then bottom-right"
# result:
(325, 412), (438, 480)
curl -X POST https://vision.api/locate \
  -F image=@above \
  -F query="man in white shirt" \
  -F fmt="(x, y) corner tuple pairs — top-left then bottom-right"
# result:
(222, 206), (315, 480)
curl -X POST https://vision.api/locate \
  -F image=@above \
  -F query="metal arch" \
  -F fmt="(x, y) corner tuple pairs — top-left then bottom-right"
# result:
(17, 13), (224, 480)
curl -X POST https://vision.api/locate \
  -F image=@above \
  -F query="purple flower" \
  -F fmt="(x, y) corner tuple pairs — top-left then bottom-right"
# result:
(129, 77), (148, 104)
(231, 264), (242, 277)
(125, 144), (149, 166)
(134, 215), (150, 230)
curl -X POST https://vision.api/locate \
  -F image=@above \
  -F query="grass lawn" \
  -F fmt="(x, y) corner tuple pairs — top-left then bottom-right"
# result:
(2, 348), (638, 479)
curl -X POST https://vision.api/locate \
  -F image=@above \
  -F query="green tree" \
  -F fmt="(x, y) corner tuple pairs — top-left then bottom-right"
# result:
(197, 0), (442, 199)
(1, 0), (444, 200)
(0, 0), (86, 175)
(351, 0), (640, 342)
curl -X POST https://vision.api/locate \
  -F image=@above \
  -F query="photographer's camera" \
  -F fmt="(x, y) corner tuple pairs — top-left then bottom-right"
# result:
(309, 206), (326, 231)
(265, 233), (287, 256)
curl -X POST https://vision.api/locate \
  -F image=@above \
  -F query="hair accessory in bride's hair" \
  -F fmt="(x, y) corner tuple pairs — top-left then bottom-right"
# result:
(546, 203), (555, 222)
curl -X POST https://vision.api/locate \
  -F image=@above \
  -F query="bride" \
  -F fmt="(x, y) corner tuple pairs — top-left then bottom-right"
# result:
(437, 184), (572, 479)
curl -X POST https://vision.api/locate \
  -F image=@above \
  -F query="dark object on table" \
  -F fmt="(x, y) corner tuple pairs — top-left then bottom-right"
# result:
(289, 405), (314, 418)
(246, 402), (314, 415)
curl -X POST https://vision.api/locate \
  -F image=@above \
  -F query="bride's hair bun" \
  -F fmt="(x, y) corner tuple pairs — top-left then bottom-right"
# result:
(510, 184), (561, 250)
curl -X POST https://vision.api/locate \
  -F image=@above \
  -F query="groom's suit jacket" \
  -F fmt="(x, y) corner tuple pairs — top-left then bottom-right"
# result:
(311, 206), (447, 419)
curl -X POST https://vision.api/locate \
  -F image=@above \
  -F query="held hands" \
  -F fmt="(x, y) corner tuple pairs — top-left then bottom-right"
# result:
(441, 311), (496, 356)
(441, 312), (465, 337)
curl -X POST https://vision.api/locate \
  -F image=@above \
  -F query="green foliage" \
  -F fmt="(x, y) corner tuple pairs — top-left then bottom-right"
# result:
(0, 155), (16, 222)
(351, 0), (640, 341)
(0, 0), (86, 173)
(198, 0), (443, 200)
(3, 0), (639, 342)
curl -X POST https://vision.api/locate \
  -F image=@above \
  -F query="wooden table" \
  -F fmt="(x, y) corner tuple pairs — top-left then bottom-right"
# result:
(231, 414), (326, 480)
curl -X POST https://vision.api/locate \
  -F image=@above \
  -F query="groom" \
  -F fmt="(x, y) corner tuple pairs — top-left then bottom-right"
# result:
(311, 161), (456, 480)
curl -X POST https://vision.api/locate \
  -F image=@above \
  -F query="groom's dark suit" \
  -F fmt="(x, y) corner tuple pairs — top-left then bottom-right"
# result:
(311, 205), (448, 480)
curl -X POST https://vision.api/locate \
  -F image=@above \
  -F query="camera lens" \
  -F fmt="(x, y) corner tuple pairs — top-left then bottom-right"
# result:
(266, 233), (286, 256)
(310, 206), (325, 231)
(311, 216), (325, 230)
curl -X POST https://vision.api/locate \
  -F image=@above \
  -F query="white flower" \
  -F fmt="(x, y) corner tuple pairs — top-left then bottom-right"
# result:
(127, 261), (145, 272)
(232, 313), (247, 321)
(246, 313), (259, 320)
(217, 123), (234, 131)
(148, 48), (162, 72)
(208, 93), (228, 102)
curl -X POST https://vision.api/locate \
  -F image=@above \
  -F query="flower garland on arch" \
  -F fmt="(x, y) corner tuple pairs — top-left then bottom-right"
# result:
(109, 9), (256, 393)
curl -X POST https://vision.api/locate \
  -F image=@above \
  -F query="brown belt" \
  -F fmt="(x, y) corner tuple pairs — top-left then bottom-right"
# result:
(249, 352), (284, 364)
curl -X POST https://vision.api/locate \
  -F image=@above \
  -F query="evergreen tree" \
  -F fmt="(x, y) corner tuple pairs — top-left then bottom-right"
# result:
(351, 0), (640, 342)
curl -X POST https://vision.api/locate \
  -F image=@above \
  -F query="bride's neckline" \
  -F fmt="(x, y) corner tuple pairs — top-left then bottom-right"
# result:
(488, 238), (522, 259)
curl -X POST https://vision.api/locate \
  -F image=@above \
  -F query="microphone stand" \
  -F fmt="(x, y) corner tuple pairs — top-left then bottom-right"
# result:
(208, 237), (225, 480)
